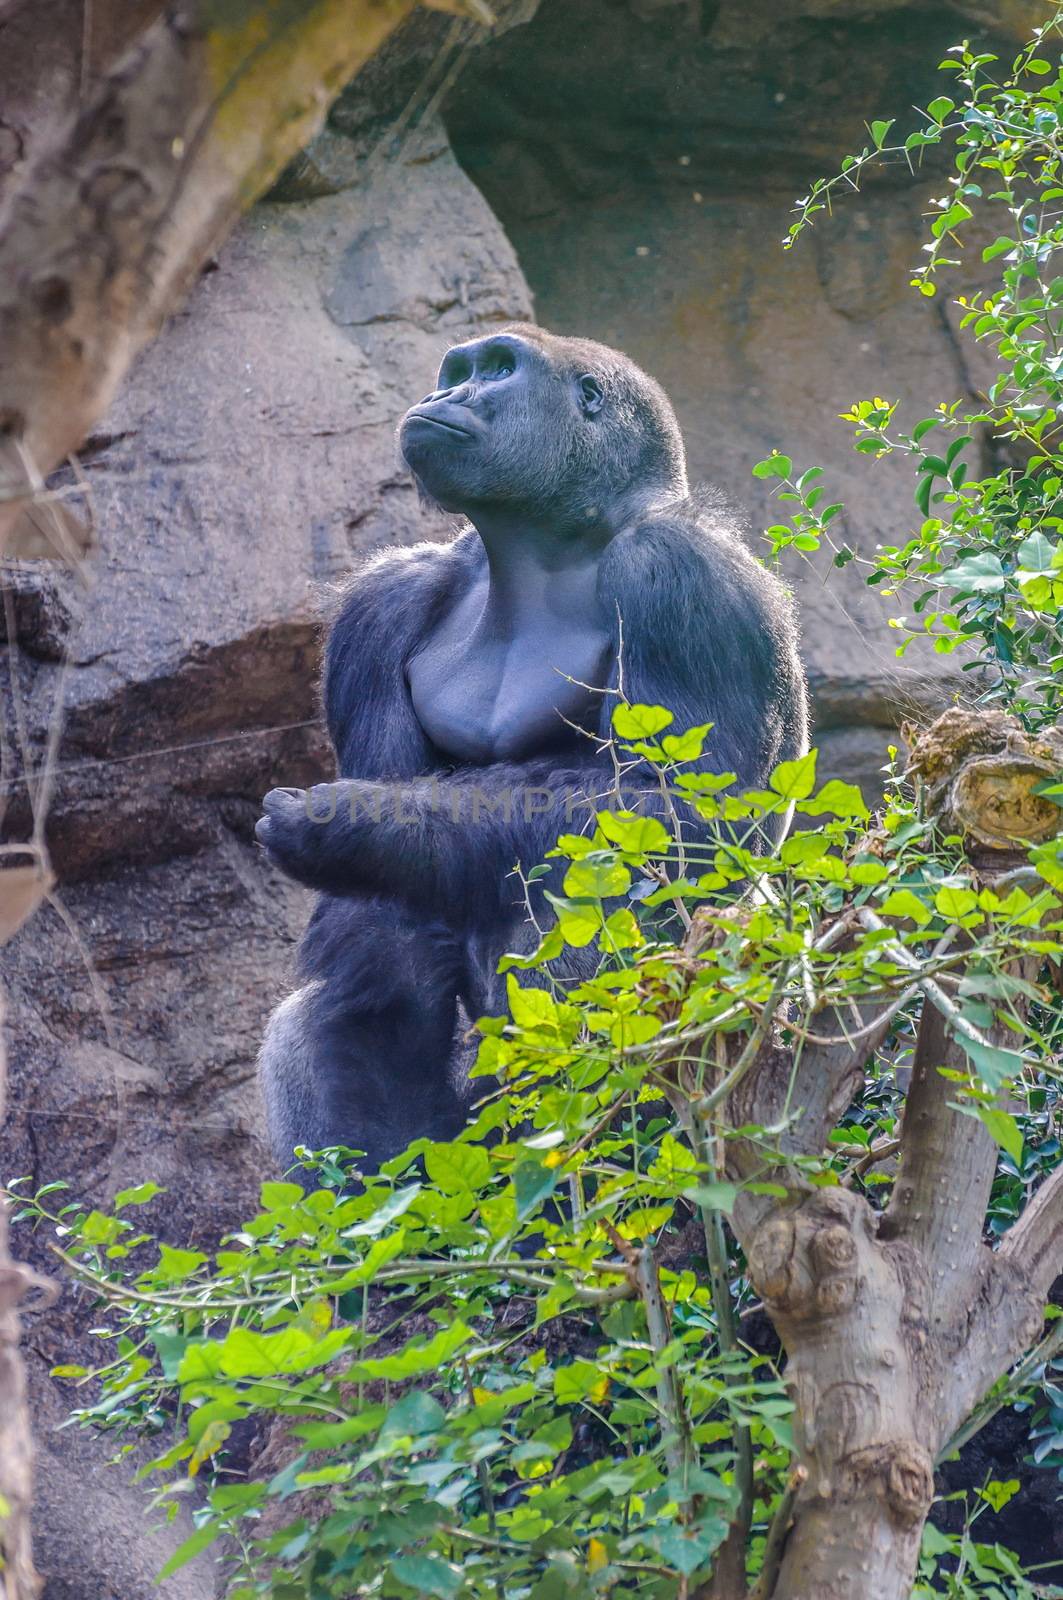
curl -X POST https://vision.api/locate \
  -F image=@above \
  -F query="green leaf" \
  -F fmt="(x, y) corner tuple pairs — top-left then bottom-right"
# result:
(507, 978), (560, 1030)
(982, 236), (1015, 262)
(975, 1108), (1024, 1167)
(797, 778), (869, 820)
(957, 1036), (1024, 1091)
(921, 1522), (955, 1559)
(769, 748), (817, 801)
(178, 1325), (351, 1382)
(880, 888), (932, 926)
(780, 832), (831, 866)
(156, 1519), (223, 1581)
(349, 1321), (474, 1381)
(260, 1180), (304, 1209)
(688, 1182), (738, 1214)
(156, 1243), (208, 1283)
(563, 858), (632, 899)
(423, 1141), (491, 1195)
(294, 1463), (353, 1487)
(555, 899), (602, 947)
(1017, 530), (1060, 572)
(343, 1182), (421, 1238)
(850, 857), (889, 885)
(113, 1181), (164, 1210)
(648, 1516), (730, 1575)
(513, 1161), (557, 1220)
(944, 552), (1005, 595)
(596, 812), (672, 854)
(752, 453), (792, 480)
(927, 95), (955, 123)
(602, 906), (643, 949)
(661, 723), (712, 762)
(553, 1359), (609, 1405)
(380, 1389), (446, 1439)
(933, 884), (978, 920)
(612, 703), (673, 739)
(390, 1554), (462, 1598)
(79, 1210), (124, 1246)
(870, 117), (893, 148)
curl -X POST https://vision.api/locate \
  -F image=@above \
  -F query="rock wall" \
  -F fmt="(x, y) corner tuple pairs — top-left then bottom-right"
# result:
(0, 4), (1034, 1594)
(2, 24), (532, 1593)
(444, 0), (1018, 795)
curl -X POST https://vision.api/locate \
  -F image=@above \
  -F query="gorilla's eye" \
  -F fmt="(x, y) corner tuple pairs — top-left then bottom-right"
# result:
(492, 357), (515, 379)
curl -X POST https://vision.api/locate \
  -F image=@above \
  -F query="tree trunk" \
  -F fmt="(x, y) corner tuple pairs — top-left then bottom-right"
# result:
(744, 1189), (936, 1600)
(719, 710), (1063, 1600)
(0, 1013), (56, 1600)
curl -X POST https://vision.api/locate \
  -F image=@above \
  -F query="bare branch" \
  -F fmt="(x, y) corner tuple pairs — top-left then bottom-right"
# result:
(725, 997), (896, 1241)
(999, 1162), (1063, 1302)
(878, 1001), (996, 1329)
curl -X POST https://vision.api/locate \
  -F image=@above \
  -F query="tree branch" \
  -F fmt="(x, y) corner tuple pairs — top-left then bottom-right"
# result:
(0, 0), (422, 552)
(999, 1162), (1063, 1302)
(878, 1000), (996, 1330)
(725, 997), (897, 1242)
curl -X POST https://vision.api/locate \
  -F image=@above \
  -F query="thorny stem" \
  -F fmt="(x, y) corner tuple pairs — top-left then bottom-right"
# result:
(856, 907), (1033, 1063)
(693, 1124), (755, 1593)
(745, 1466), (807, 1600)
(46, 1242), (635, 1312)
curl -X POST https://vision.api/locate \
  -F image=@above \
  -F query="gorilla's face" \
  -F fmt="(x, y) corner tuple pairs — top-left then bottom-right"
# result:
(399, 334), (602, 515)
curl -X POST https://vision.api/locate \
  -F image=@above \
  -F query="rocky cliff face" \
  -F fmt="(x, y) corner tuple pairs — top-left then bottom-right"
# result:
(445, 0), (1016, 793)
(4, 4), (1049, 1596)
(2, 24), (533, 1594)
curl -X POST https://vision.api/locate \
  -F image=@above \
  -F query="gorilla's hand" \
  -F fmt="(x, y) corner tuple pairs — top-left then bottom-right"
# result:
(255, 784), (371, 891)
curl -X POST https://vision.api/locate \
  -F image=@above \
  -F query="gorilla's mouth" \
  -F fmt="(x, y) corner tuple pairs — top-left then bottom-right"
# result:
(406, 413), (472, 439)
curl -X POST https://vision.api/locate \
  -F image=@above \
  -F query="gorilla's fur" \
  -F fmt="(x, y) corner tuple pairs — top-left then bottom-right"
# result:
(257, 326), (808, 1171)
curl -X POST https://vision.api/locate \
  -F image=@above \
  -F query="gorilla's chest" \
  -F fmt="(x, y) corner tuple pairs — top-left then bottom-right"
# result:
(407, 595), (613, 765)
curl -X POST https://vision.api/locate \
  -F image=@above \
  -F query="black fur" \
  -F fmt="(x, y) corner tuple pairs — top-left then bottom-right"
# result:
(258, 330), (808, 1171)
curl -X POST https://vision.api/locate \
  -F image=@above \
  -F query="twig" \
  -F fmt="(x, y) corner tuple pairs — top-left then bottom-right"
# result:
(461, 1355), (504, 1600)
(694, 976), (787, 1115)
(842, 1136), (901, 1188)
(698, 1150), (755, 1594)
(633, 1239), (692, 1481)
(746, 1466), (806, 1600)
(46, 1241), (635, 1311)
(939, 1317), (1063, 1462)
(856, 907), (1031, 1063)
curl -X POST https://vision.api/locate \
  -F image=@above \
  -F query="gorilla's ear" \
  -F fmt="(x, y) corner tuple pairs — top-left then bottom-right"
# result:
(577, 373), (605, 416)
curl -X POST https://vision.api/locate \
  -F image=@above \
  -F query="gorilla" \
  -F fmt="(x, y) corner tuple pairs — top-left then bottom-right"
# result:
(256, 325), (808, 1172)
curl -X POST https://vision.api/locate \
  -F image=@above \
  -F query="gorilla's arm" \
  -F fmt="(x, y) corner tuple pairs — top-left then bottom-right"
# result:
(258, 755), (616, 923)
(601, 496), (807, 789)
(257, 503), (808, 924)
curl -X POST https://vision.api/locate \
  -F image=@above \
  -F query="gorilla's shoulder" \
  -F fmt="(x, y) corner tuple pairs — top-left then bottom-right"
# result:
(324, 527), (483, 634)
(603, 486), (795, 627)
